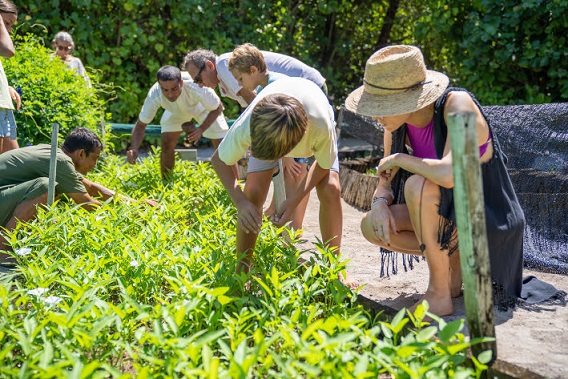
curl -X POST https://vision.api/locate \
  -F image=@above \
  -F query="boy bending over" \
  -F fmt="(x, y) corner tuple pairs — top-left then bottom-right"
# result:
(228, 42), (310, 234)
(211, 77), (342, 272)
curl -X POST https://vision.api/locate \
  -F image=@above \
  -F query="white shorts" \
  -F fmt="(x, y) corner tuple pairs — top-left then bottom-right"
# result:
(0, 108), (17, 139)
(160, 110), (229, 139)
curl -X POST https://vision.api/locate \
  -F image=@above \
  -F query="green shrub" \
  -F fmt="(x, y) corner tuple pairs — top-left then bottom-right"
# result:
(2, 33), (109, 146)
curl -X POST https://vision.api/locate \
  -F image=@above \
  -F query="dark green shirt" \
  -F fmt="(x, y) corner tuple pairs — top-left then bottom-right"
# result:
(0, 144), (86, 195)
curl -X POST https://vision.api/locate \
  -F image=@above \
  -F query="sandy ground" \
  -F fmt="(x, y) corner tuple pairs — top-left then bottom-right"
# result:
(293, 186), (568, 379)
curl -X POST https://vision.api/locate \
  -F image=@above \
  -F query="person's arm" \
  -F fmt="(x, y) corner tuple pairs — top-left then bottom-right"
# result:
(69, 178), (157, 207)
(126, 119), (148, 164)
(377, 152), (454, 188)
(378, 92), (490, 189)
(236, 87), (256, 105)
(64, 191), (103, 212)
(187, 104), (223, 143)
(0, 17), (14, 58)
(443, 91), (491, 152)
(8, 86), (20, 110)
(211, 150), (262, 234)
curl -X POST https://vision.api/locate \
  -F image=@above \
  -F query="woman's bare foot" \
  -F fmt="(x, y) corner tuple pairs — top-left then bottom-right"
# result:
(410, 290), (454, 317)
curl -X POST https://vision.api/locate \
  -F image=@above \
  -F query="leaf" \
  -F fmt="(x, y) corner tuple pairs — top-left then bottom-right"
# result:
(477, 349), (493, 364)
(415, 326), (438, 342)
(446, 342), (472, 355)
(438, 319), (464, 344)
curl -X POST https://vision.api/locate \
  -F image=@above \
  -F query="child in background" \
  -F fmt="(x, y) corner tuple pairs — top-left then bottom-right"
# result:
(228, 43), (311, 235)
(0, 0), (20, 154)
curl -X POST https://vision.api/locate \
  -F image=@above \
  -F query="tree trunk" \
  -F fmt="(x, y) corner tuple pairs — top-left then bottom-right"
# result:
(375, 0), (401, 50)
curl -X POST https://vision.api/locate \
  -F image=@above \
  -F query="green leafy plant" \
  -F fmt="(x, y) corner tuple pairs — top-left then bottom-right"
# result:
(0, 153), (493, 377)
(3, 33), (109, 146)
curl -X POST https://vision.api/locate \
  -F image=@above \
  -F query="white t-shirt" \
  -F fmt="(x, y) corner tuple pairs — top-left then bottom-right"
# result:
(0, 60), (14, 110)
(218, 77), (336, 169)
(138, 72), (228, 137)
(216, 51), (326, 107)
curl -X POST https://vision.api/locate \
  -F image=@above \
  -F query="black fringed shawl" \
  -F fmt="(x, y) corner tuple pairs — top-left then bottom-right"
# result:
(386, 88), (530, 305)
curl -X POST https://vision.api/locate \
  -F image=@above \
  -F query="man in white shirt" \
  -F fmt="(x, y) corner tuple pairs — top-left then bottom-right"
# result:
(182, 49), (326, 107)
(211, 77), (342, 273)
(126, 65), (229, 179)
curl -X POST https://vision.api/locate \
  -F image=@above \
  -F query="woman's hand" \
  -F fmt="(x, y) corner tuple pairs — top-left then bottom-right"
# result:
(369, 202), (398, 246)
(377, 153), (401, 181)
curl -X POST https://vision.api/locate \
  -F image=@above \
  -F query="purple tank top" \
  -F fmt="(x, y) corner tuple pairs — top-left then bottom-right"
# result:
(407, 119), (492, 159)
(407, 119), (436, 159)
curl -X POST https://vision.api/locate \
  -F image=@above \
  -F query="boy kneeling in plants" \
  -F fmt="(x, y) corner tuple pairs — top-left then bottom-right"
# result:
(211, 77), (342, 273)
(0, 128), (157, 266)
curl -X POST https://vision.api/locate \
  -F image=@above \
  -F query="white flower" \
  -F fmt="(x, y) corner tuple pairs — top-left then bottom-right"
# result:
(43, 296), (62, 305)
(15, 247), (32, 256)
(27, 287), (49, 297)
(130, 260), (139, 268)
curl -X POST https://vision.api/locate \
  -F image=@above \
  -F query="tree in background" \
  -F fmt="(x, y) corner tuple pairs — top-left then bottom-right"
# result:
(414, 0), (567, 104)
(12, 0), (568, 125)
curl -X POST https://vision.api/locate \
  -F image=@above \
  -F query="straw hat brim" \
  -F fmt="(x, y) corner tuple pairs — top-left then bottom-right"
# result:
(345, 70), (449, 117)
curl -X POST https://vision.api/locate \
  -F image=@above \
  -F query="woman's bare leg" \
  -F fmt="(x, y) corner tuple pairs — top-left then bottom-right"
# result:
(0, 136), (19, 154)
(405, 175), (454, 316)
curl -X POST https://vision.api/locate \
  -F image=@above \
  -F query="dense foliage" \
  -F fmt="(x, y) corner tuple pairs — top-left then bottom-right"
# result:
(414, 0), (568, 104)
(0, 154), (493, 377)
(2, 34), (107, 146)
(12, 0), (567, 126)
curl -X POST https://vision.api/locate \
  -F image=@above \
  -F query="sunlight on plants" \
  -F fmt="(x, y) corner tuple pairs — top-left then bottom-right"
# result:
(0, 153), (492, 378)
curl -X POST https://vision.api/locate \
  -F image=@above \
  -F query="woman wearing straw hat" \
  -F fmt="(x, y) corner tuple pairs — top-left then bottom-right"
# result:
(345, 45), (526, 316)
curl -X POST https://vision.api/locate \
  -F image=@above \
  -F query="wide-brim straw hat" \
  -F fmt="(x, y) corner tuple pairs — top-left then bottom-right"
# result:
(345, 45), (449, 117)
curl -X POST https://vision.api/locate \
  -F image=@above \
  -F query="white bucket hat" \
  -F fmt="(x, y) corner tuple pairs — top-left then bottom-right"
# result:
(345, 45), (449, 117)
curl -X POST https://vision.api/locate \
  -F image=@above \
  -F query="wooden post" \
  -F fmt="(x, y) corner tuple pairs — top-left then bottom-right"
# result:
(273, 159), (286, 213)
(47, 123), (59, 207)
(99, 117), (106, 143)
(447, 112), (497, 360)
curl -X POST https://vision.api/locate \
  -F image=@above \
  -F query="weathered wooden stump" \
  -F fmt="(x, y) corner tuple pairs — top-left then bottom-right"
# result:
(339, 156), (381, 210)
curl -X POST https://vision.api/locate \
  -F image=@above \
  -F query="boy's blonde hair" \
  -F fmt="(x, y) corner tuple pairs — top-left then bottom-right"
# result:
(228, 43), (267, 74)
(250, 94), (308, 160)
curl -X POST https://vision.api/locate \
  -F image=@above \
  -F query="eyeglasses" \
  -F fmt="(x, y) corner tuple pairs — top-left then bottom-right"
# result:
(57, 46), (72, 51)
(193, 64), (206, 84)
